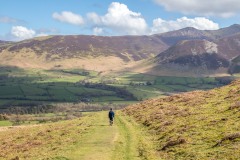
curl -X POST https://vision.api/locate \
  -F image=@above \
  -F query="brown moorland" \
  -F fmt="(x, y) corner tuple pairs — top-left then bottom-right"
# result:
(123, 80), (240, 159)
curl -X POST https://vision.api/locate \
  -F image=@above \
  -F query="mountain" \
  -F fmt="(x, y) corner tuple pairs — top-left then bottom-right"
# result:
(207, 24), (240, 38)
(0, 35), (167, 61)
(0, 35), (168, 70)
(0, 24), (240, 74)
(123, 80), (240, 159)
(229, 55), (240, 74)
(151, 29), (240, 76)
(155, 39), (229, 68)
(153, 24), (240, 46)
(154, 27), (215, 46)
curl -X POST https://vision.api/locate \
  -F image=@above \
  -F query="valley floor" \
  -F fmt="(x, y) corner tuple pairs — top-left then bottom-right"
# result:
(0, 111), (158, 160)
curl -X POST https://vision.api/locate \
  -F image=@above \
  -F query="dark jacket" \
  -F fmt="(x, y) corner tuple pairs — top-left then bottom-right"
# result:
(108, 111), (114, 119)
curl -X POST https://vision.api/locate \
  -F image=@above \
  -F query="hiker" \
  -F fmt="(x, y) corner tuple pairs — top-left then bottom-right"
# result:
(108, 108), (115, 126)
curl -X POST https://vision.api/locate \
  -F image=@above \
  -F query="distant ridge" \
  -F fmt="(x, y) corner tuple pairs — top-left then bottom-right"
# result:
(0, 40), (12, 47)
(208, 24), (240, 38)
(0, 35), (167, 62)
(0, 24), (240, 75)
(151, 25), (240, 76)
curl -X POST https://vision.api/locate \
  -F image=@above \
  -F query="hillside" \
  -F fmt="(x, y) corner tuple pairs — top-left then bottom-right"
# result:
(155, 39), (229, 69)
(0, 111), (158, 160)
(0, 81), (239, 160)
(154, 24), (240, 46)
(1, 35), (168, 61)
(151, 32), (240, 76)
(155, 27), (214, 46)
(208, 24), (240, 38)
(0, 25), (240, 75)
(123, 80), (240, 159)
(229, 55), (240, 74)
(0, 35), (167, 71)
(0, 40), (12, 47)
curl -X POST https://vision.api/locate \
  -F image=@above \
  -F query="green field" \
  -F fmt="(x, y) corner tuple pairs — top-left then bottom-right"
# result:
(0, 67), (236, 109)
(0, 120), (12, 126)
(0, 80), (240, 159)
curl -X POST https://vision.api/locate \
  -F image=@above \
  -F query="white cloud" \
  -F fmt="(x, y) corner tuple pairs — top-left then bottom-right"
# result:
(151, 17), (219, 34)
(87, 12), (101, 24)
(11, 26), (36, 40)
(87, 2), (148, 35)
(52, 11), (84, 25)
(154, 0), (240, 17)
(93, 27), (103, 35)
(9, 26), (50, 41)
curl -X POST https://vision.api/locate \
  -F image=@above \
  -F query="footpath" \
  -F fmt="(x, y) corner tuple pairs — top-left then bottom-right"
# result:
(68, 111), (158, 160)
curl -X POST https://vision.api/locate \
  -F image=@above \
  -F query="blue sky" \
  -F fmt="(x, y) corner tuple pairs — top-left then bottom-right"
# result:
(1, 0), (240, 41)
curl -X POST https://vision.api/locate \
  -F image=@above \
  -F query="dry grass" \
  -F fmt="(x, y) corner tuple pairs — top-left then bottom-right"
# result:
(0, 115), (94, 159)
(0, 48), (142, 73)
(228, 101), (240, 110)
(123, 80), (240, 159)
(213, 132), (240, 147)
(161, 138), (186, 150)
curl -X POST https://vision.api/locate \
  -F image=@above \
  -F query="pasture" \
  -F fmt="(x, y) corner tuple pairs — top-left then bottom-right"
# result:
(0, 66), (235, 109)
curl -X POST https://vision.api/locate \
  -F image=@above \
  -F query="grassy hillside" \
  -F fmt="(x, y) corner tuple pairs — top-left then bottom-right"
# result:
(0, 113), (94, 159)
(0, 111), (158, 160)
(123, 80), (240, 159)
(0, 35), (167, 71)
(0, 35), (166, 61)
(1, 81), (240, 159)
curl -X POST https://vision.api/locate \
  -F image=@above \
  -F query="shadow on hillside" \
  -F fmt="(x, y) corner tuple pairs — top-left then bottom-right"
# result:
(0, 66), (137, 108)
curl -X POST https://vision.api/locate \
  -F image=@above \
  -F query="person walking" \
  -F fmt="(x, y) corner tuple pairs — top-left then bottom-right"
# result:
(108, 108), (115, 126)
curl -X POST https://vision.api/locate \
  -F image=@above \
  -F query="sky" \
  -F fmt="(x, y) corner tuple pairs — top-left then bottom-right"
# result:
(0, 0), (240, 41)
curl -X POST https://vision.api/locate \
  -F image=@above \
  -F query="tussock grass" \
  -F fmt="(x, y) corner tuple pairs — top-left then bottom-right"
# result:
(0, 115), (94, 159)
(213, 132), (240, 147)
(0, 111), (159, 160)
(161, 138), (186, 151)
(123, 80), (240, 159)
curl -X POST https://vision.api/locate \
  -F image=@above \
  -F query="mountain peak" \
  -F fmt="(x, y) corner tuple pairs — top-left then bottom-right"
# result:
(210, 24), (240, 37)
(222, 24), (240, 31)
(229, 24), (240, 28)
(180, 27), (198, 31)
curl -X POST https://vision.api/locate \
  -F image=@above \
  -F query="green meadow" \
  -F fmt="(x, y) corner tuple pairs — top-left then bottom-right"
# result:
(0, 66), (235, 109)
